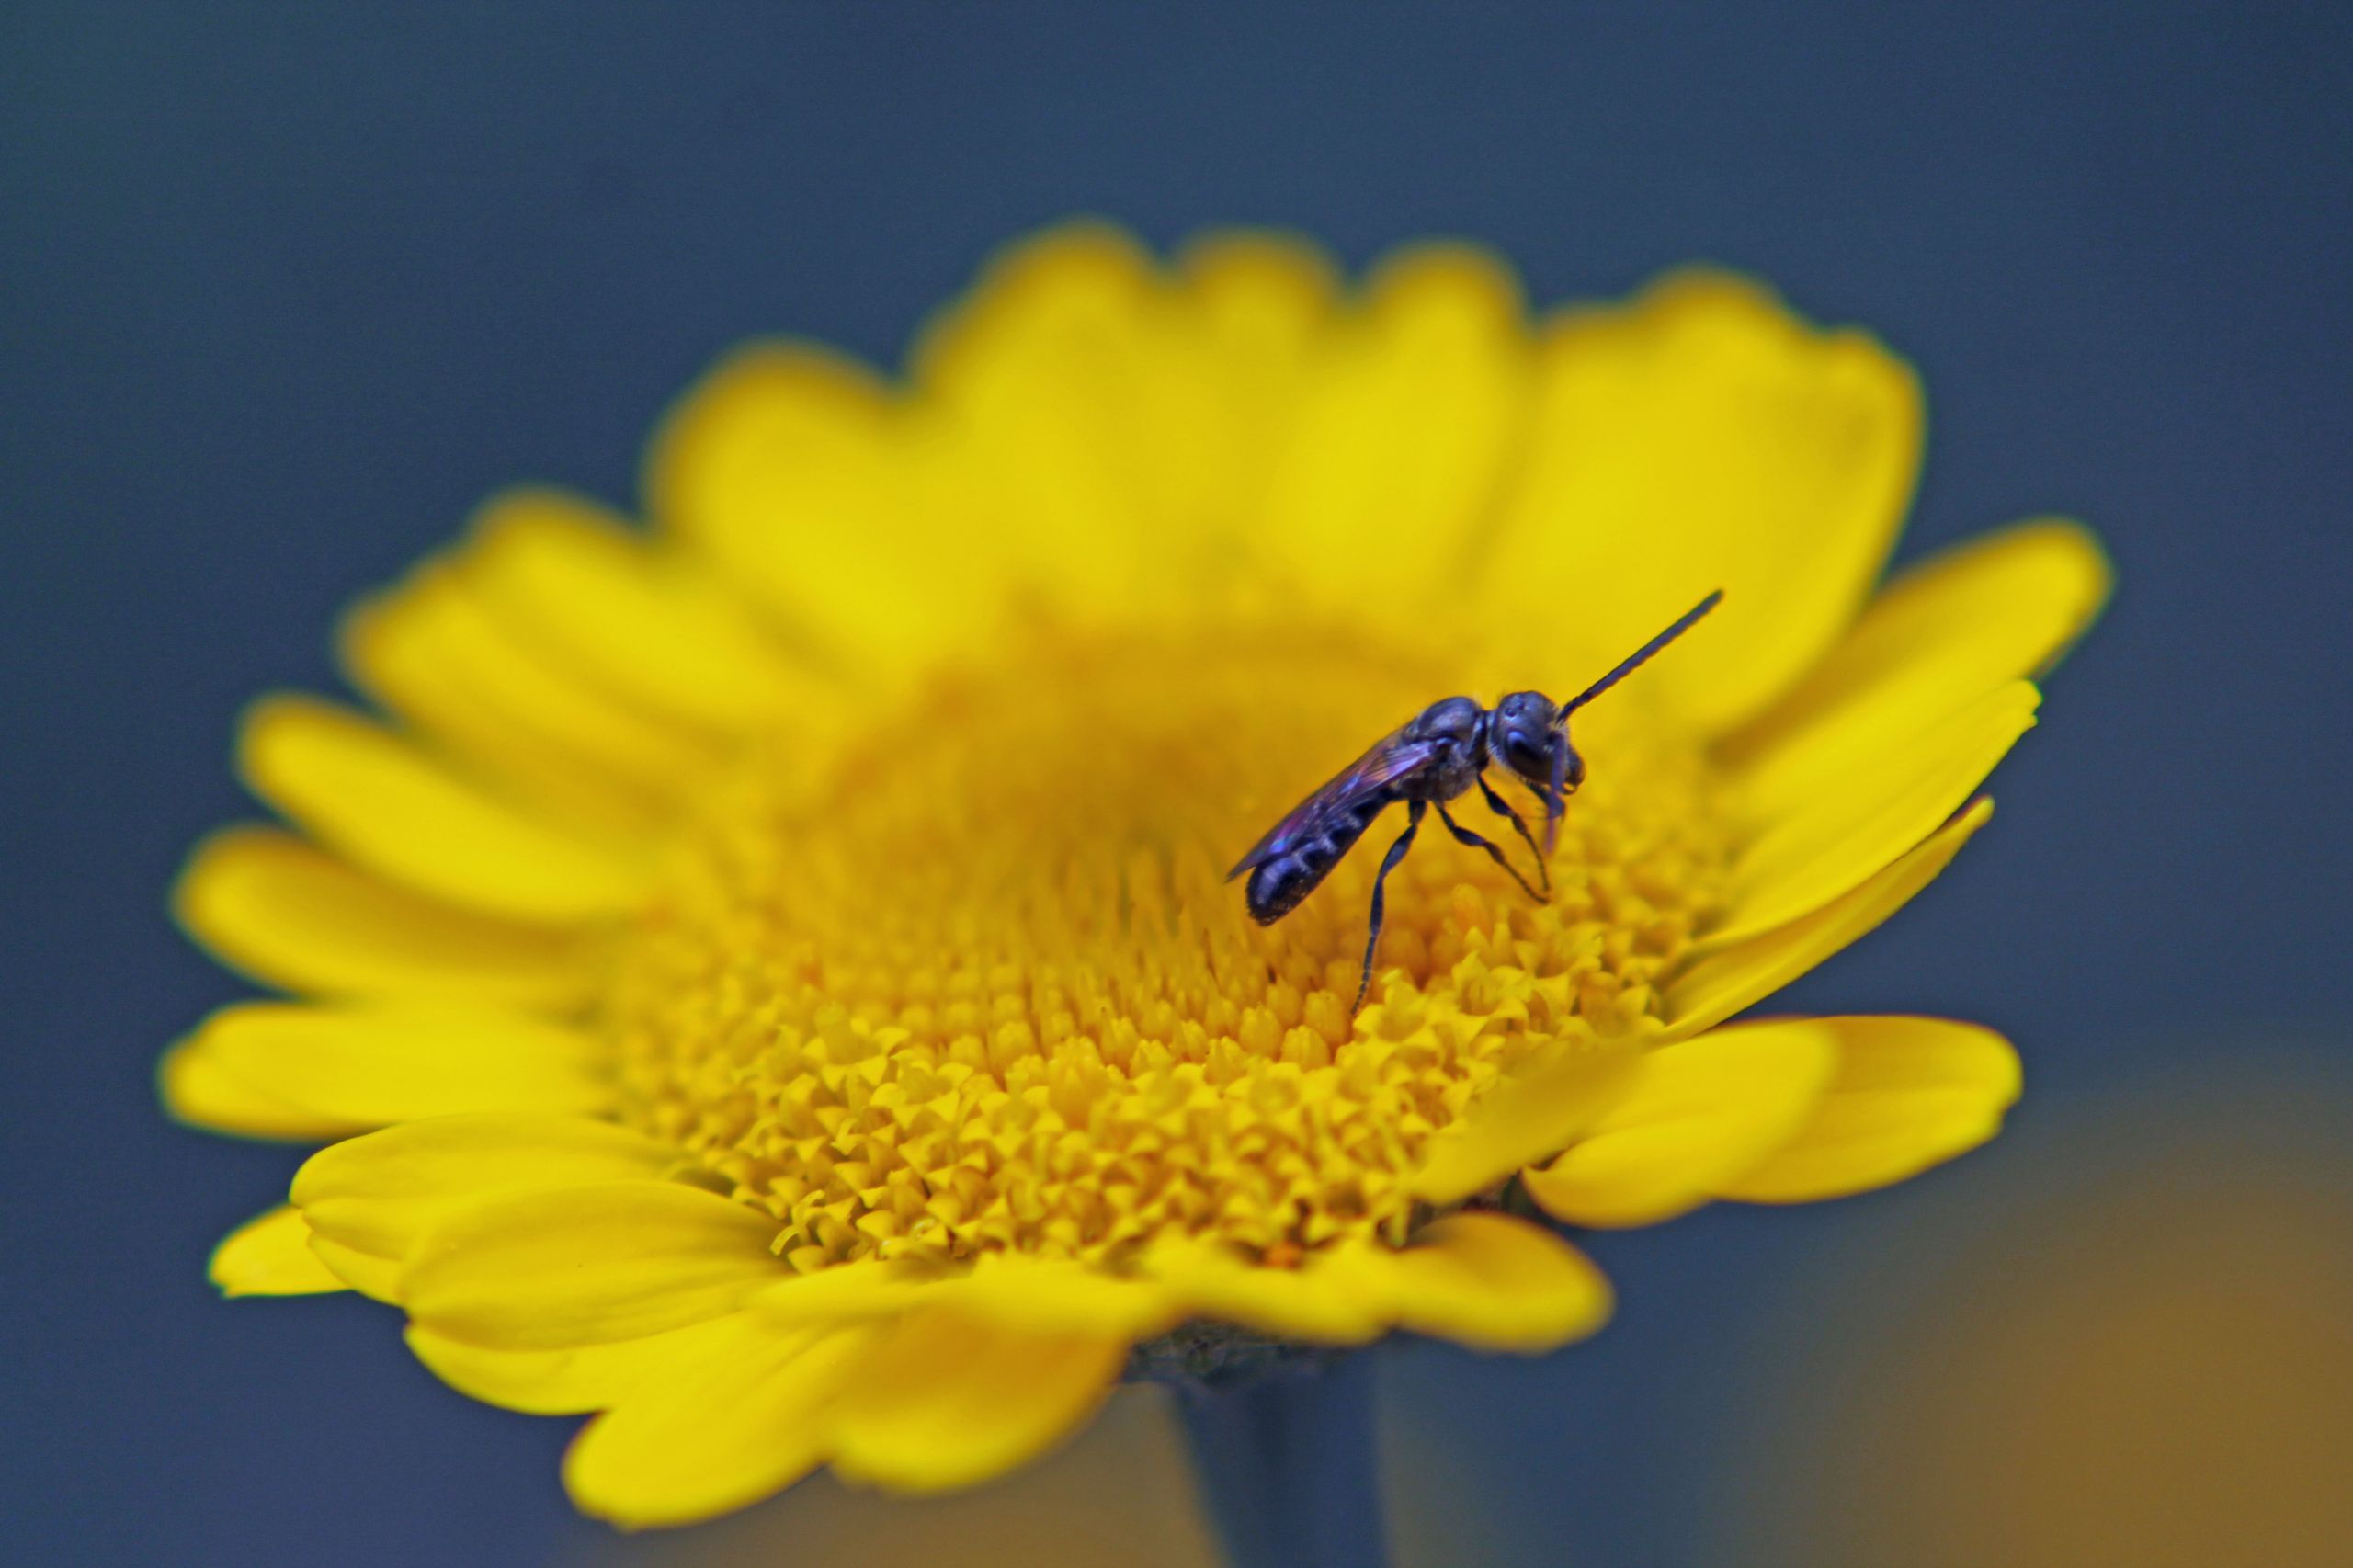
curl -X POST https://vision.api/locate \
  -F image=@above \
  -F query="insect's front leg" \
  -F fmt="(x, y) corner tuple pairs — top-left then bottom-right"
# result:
(1356, 799), (1427, 1011)
(1472, 773), (1552, 900)
(1437, 797), (1546, 904)
(1544, 744), (1569, 857)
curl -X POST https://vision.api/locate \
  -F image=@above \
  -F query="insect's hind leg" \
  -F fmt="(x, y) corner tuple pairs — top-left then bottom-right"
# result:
(1355, 800), (1427, 1012)
(1470, 775), (1552, 900)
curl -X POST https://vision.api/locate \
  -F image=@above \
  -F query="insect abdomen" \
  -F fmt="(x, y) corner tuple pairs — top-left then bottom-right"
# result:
(1243, 795), (1391, 925)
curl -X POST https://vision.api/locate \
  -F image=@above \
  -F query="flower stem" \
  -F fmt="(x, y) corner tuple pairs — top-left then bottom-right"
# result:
(1173, 1352), (1391, 1568)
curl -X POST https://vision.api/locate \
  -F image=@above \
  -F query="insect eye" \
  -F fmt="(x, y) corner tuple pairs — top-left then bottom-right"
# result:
(1504, 734), (1545, 773)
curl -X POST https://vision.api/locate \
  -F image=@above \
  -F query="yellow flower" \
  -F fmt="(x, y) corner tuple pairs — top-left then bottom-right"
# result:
(170, 222), (2107, 1528)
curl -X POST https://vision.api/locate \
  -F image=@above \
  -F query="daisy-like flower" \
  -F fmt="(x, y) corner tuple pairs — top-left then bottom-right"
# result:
(171, 222), (2107, 1534)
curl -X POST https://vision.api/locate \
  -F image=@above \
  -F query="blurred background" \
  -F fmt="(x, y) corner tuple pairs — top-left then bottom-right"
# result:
(5, 5), (2349, 1564)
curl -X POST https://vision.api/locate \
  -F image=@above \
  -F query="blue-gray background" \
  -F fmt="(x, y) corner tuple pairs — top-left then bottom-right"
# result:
(5, 5), (2348, 1565)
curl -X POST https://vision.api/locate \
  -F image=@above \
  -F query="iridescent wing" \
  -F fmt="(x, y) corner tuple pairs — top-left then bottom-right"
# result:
(1226, 723), (1439, 878)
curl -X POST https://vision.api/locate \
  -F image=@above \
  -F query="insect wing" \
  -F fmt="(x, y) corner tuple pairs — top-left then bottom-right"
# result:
(1226, 726), (1437, 878)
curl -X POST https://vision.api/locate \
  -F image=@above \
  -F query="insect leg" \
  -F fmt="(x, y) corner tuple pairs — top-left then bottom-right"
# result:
(1545, 744), (1568, 858)
(1473, 772), (1552, 899)
(1356, 800), (1427, 1011)
(1436, 799), (1545, 904)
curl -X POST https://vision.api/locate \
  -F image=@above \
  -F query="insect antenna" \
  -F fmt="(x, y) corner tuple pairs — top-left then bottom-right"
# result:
(1557, 589), (1725, 722)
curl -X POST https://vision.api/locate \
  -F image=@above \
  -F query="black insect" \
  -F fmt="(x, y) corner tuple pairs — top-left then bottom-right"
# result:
(1229, 591), (1723, 1010)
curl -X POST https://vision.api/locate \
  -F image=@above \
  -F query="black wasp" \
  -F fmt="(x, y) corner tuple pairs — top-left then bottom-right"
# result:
(1229, 591), (1723, 1010)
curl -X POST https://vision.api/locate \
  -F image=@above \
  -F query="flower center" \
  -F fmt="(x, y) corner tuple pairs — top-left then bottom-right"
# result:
(602, 618), (1733, 1272)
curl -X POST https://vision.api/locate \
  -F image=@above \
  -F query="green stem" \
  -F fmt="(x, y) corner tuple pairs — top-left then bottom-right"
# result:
(1173, 1352), (1391, 1568)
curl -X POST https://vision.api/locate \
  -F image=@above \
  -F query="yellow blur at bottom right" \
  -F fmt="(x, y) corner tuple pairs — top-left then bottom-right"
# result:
(1731, 1048), (2353, 1568)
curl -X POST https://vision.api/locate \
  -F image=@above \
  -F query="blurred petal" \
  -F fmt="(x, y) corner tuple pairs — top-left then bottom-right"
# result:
(240, 694), (648, 925)
(1176, 229), (1340, 504)
(760, 1257), (1177, 1339)
(1718, 681), (2039, 942)
(1521, 1021), (1837, 1227)
(1142, 1238), (1388, 1345)
(1181, 231), (1337, 365)
(1731, 518), (2110, 816)
(209, 1206), (347, 1297)
(294, 1113), (681, 1265)
(747, 1259), (941, 1324)
(1345, 1212), (1612, 1352)
(174, 827), (591, 1009)
(404, 1179), (787, 1348)
(341, 562), (718, 814)
(912, 225), (1200, 602)
(334, 602), (662, 838)
(828, 1307), (1129, 1494)
(1718, 1016), (2022, 1201)
(457, 488), (818, 734)
(179, 1003), (608, 1127)
(1481, 271), (1921, 730)
(406, 1314), (755, 1416)
(1670, 799), (1994, 1037)
(160, 1036), (358, 1142)
(563, 1317), (875, 1528)
(1407, 1039), (1640, 1204)
(1253, 244), (1529, 607)
(647, 341), (1009, 683)
(928, 1262), (1179, 1338)
(307, 1234), (403, 1301)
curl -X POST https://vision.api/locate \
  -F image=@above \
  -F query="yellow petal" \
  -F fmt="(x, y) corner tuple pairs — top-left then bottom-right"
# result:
(159, 1037), (358, 1142)
(911, 225), (1176, 597)
(1343, 1212), (1612, 1353)
(758, 1256), (1178, 1340)
(918, 222), (1323, 619)
(240, 694), (647, 925)
(209, 1206), (347, 1297)
(1252, 244), (1529, 607)
(1717, 1016), (2022, 1202)
(952, 227), (1278, 578)
(1140, 1239), (1388, 1345)
(748, 1259), (940, 1323)
(180, 1002), (608, 1127)
(1716, 681), (2040, 943)
(308, 1233), (404, 1301)
(293, 1112), (682, 1265)
(1180, 231), (1337, 370)
(1669, 798), (1993, 1037)
(648, 340), (999, 684)
(456, 488), (817, 735)
(921, 1259), (1180, 1338)
(405, 1314), (755, 1416)
(334, 591), (664, 840)
(341, 560), (719, 814)
(1407, 1039), (1640, 1204)
(563, 1317), (875, 1528)
(1519, 1021), (1837, 1227)
(174, 827), (592, 1009)
(828, 1306), (1129, 1494)
(1481, 271), (1921, 731)
(1176, 229), (1340, 505)
(1730, 518), (2111, 816)
(404, 1179), (787, 1349)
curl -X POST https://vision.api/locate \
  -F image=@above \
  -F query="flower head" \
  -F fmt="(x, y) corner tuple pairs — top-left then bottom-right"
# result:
(173, 223), (2107, 1527)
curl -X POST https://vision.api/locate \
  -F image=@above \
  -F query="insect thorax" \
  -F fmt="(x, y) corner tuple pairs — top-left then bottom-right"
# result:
(1398, 695), (1487, 804)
